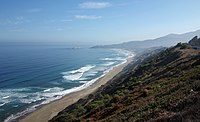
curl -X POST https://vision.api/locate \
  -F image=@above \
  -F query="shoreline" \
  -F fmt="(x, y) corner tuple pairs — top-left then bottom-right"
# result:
(16, 56), (133, 122)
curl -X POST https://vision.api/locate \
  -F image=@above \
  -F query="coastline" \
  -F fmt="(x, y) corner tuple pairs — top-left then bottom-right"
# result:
(17, 56), (133, 122)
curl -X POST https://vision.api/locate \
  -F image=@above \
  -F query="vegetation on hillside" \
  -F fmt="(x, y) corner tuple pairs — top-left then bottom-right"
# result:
(50, 39), (200, 122)
(189, 36), (200, 46)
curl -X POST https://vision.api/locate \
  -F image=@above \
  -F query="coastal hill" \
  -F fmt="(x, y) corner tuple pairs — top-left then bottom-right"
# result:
(189, 36), (200, 47)
(92, 30), (200, 52)
(50, 37), (200, 122)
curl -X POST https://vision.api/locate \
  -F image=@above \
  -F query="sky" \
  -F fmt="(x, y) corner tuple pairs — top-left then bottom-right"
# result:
(0, 0), (200, 45)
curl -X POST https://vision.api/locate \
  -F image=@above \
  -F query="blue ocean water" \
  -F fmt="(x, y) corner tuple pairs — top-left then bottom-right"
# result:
(0, 44), (133, 121)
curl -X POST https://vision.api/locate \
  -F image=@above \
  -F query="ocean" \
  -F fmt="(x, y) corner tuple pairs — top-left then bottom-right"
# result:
(0, 44), (133, 121)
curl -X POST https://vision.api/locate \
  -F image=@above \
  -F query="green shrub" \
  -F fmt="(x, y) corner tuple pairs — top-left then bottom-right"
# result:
(73, 104), (86, 116)
(180, 44), (190, 49)
(192, 80), (200, 91)
(55, 114), (77, 122)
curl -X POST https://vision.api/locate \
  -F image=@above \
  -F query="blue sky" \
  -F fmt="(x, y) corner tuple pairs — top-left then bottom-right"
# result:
(0, 0), (200, 44)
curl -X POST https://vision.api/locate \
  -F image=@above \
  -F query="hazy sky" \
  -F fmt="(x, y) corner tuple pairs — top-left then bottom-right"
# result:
(0, 0), (200, 44)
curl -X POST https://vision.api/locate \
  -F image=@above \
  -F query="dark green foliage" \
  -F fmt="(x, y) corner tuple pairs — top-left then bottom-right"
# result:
(52, 114), (78, 122)
(193, 80), (200, 91)
(175, 42), (182, 47)
(180, 44), (190, 49)
(86, 100), (104, 111)
(192, 60), (200, 67)
(73, 105), (86, 116)
(50, 44), (200, 122)
(175, 42), (190, 49)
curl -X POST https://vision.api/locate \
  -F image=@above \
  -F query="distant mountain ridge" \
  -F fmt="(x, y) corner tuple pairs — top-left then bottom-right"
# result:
(92, 29), (200, 52)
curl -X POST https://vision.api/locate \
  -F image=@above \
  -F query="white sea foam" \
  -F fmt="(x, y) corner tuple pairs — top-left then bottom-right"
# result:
(62, 65), (95, 81)
(78, 78), (88, 80)
(102, 62), (116, 66)
(4, 107), (36, 122)
(0, 88), (31, 105)
(3, 87), (65, 122)
(63, 72), (83, 81)
(0, 87), (63, 105)
(63, 65), (95, 74)
(19, 96), (44, 104)
(2, 96), (10, 99)
(0, 103), (6, 107)
(13, 105), (19, 108)
(3, 74), (106, 122)
(86, 73), (96, 76)
(92, 66), (107, 72)
(79, 81), (88, 83)
(101, 57), (125, 61)
(43, 88), (51, 92)
(83, 70), (98, 76)
(113, 49), (132, 56)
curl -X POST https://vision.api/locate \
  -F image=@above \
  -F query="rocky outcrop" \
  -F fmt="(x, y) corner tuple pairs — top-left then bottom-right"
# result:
(189, 36), (200, 46)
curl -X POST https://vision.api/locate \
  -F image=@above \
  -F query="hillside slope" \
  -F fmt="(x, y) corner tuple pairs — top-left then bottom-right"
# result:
(51, 41), (200, 122)
(92, 29), (200, 53)
(189, 36), (200, 47)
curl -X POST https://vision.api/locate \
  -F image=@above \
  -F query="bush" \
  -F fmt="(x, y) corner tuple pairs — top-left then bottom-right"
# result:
(192, 80), (200, 91)
(110, 95), (121, 103)
(175, 42), (182, 47)
(73, 104), (86, 116)
(180, 44), (190, 49)
(141, 89), (149, 97)
(54, 114), (77, 122)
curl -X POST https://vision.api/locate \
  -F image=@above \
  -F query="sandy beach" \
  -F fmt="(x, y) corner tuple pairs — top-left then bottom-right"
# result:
(18, 57), (133, 122)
